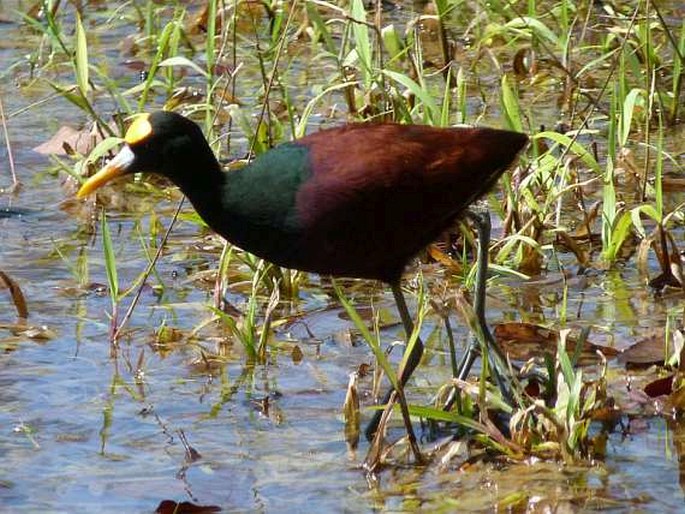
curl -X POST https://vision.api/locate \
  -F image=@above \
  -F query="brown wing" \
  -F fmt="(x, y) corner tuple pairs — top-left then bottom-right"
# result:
(292, 123), (527, 283)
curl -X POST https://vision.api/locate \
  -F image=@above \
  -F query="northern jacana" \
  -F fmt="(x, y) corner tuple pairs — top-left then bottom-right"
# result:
(77, 111), (527, 454)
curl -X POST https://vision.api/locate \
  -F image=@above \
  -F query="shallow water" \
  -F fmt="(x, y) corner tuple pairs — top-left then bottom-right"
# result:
(2, 1), (685, 513)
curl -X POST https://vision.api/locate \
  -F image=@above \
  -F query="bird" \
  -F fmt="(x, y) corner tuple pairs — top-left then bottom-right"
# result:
(77, 111), (527, 451)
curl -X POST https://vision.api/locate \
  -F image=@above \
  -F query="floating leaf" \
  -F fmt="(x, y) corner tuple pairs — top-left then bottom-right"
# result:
(494, 322), (616, 362)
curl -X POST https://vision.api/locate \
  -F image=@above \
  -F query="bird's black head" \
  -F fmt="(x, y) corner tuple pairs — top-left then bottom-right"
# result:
(77, 111), (213, 198)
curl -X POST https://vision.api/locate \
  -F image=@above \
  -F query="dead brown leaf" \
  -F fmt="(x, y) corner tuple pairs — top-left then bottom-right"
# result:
(0, 270), (28, 319)
(33, 125), (97, 156)
(494, 322), (617, 362)
(619, 330), (670, 368)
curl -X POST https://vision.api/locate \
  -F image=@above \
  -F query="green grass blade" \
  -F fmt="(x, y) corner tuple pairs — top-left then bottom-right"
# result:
(655, 115), (664, 220)
(333, 281), (399, 389)
(620, 88), (644, 147)
(601, 157), (616, 258)
(350, 0), (372, 88)
(296, 82), (358, 137)
(534, 132), (600, 173)
(138, 18), (178, 109)
(100, 211), (119, 304)
(501, 75), (523, 132)
(74, 13), (89, 97)
(383, 69), (439, 123)
(158, 56), (209, 79)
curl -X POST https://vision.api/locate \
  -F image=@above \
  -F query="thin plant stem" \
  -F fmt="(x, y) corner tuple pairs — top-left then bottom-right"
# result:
(0, 95), (18, 188)
(112, 198), (185, 341)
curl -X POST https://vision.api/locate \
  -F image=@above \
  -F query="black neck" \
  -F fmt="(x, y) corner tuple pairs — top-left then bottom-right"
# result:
(161, 137), (228, 228)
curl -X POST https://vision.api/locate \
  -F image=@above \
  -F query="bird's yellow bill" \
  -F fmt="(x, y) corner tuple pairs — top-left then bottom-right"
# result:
(77, 145), (135, 198)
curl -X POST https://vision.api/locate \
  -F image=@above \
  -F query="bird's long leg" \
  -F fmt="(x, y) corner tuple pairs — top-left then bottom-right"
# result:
(364, 283), (424, 462)
(447, 210), (513, 409)
(392, 282), (425, 387)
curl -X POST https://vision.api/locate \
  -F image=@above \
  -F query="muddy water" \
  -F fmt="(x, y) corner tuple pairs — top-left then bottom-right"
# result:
(2, 2), (685, 513)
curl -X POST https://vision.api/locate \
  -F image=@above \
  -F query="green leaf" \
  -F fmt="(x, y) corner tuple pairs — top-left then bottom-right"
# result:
(84, 137), (124, 171)
(609, 211), (634, 256)
(381, 24), (403, 60)
(383, 70), (439, 123)
(534, 131), (600, 173)
(630, 204), (660, 237)
(101, 211), (119, 303)
(620, 88), (645, 147)
(501, 75), (523, 132)
(74, 13), (89, 96)
(159, 56), (209, 79)
(407, 404), (484, 431)
(138, 19), (177, 109)
(333, 281), (399, 389)
(48, 81), (89, 111)
(306, 2), (336, 54)
(296, 82), (357, 137)
(350, 0), (372, 87)
(505, 17), (559, 46)
(440, 67), (452, 127)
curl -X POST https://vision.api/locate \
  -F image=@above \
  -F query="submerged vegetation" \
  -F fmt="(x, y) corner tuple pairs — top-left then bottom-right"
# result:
(2, 0), (685, 510)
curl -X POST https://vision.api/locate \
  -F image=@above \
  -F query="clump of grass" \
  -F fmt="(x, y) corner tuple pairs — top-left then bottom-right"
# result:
(211, 260), (281, 364)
